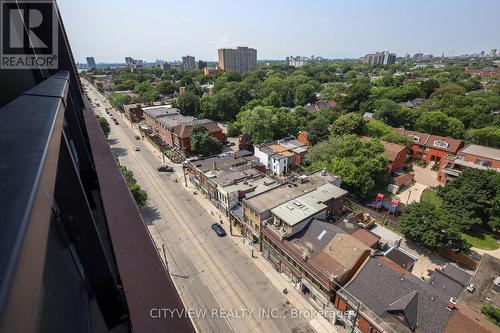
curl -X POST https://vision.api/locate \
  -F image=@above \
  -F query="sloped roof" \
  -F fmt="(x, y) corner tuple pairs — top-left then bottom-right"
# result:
(340, 257), (454, 333)
(394, 128), (463, 153)
(351, 229), (380, 248)
(387, 290), (419, 331)
(383, 141), (406, 162)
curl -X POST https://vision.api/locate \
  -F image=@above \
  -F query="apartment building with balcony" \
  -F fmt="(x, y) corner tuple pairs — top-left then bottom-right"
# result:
(439, 144), (500, 183)
(394, 128), (464, 165)
(0, 2), (193, 331)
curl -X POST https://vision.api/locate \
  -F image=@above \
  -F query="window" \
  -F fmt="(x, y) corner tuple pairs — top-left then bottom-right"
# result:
(475, 159), (492, 167)
(433, 140), (449, 149)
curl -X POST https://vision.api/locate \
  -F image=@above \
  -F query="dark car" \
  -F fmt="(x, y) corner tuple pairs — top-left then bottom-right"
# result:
(211, 223), (226, 237)
(157, 165), (173, 172)
(134, 135), (141, 140)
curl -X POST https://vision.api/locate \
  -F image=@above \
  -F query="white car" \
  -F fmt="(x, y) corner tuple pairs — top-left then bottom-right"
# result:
(134, 146), (140, 151)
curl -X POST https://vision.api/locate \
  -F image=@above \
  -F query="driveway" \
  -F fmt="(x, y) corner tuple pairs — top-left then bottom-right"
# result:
(412, 164), (440, 187)
(396, 182), (428, 204)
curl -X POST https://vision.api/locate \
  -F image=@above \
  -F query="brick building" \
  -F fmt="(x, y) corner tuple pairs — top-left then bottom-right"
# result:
(439, 144), (500, 183)
(262, 219), (370, 311)
(394, 128), (464, 165)
(142, 106), (224, 154)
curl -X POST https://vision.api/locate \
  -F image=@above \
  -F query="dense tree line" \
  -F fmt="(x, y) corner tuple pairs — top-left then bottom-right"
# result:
(400, 169), (500, 251)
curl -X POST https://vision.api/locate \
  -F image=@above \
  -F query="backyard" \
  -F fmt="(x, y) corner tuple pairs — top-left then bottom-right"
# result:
(462, 231), (499, 251)
(421, 188), (499, 251)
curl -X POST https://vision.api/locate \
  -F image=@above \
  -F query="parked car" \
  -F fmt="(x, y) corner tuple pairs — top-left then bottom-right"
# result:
(134, 135), (140, 140)
(157, 165), (173, 172)
(211, 223), (226, 237)
(114, 120), (119, 125)
(133, 146), (140, 151)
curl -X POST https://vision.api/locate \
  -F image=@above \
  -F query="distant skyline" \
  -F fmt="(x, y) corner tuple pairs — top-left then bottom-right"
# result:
(58, 0), (500, 63)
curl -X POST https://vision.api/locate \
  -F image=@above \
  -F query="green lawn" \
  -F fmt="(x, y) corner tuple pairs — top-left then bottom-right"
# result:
(420, 188), (443, 208)
(462, 231), (500, 250)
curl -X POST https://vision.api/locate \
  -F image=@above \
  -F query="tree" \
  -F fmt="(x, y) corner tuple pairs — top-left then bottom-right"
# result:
(305, 135), (388, 198)
(156, 80), (177, 95)
(129, 183), (148, 208)
(399, 202), (468, 251)
(415, 111), (464, 138)
(190, 123), (221, 156)
(294, 83), (316, 106)
(306, 117), (330, 145)
(338, 79), (371, 112)
(329, 113), (365, 136)
(364, 119), (412, 145)
(96, 115), (110, 138)
(420, 79), (440, 98)
(212, 90), (240, 120)
(119, 165), (148, 208)
(437, 169), (500, 230)
(237, 106), (288, 144)
(109, 92), (131, 110)
(466, 126), (500, 148)
(175, 91), (200, 116)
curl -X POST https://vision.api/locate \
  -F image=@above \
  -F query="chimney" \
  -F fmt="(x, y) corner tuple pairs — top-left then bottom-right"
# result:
(447, 297), (457, 310)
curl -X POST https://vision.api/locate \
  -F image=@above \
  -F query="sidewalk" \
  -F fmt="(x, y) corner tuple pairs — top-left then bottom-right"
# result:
(181, 178), (338, 333)
(122, 114), (338, 333)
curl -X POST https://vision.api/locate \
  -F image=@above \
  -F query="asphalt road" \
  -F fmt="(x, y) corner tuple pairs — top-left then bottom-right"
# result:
(83, 81), (315, 333)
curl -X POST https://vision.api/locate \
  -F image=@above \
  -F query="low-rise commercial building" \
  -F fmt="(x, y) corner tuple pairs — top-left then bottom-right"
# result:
(188, 151), (265, 207)
(334, 256), (485, 333)
(241, 171), (345, 246)
(142, 105), (224, 154)
(262, 219), (370, 311)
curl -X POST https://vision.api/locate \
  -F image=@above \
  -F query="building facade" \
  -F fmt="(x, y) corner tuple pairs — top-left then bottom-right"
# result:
(142, 106), (225, 154)
(182, 55), (196, 70)
(394, 129), (464, 165)
(218, 47), (257, 73)
(254, 137), (309, 176)
(439, 144), (500, 183)
(86, 56), (97, 69)
(363, 51), (396, 65)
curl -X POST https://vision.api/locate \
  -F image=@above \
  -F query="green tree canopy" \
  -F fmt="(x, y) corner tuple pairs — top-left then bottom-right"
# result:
(175, 91), (200, 116)
(96, 115), (110, 138)
(399, 201), (468, 251)
(329, 113), (366, 136)
(305, 135), (388, 198)
(190, 123), (221, 156)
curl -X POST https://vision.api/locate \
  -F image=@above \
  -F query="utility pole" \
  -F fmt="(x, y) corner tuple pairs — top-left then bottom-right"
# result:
(162, 243), (168, 271)
(182, 164), (188, 187)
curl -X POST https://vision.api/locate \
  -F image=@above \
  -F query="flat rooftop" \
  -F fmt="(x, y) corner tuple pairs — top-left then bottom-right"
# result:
(142, 105), (180, 118)
(272, 197), (326, 226)
(460, 144), (500, 160)
(245, 171), (337, 214)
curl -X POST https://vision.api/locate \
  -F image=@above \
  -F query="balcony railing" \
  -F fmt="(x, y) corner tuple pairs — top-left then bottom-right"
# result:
(0, 71), (194, 333)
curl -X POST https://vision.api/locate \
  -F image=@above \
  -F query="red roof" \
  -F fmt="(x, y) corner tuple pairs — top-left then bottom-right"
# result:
(394, 128), (464, 154)
(382, 141), (406, 162)
(174, 121), (223, 139)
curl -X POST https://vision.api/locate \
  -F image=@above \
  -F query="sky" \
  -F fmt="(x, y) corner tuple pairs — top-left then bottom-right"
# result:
(57, 0), (500, 64)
